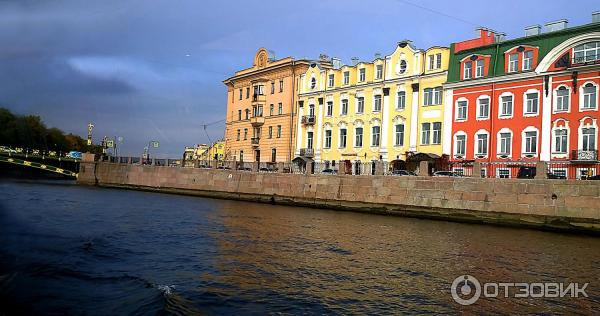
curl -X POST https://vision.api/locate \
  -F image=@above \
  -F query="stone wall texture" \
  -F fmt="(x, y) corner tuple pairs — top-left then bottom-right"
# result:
(78, 162), (600, 233)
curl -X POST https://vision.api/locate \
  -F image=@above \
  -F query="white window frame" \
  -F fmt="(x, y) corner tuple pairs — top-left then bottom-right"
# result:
(339, 128), (347, 148)
(577, 167), (596, 180)
(359, 68), (366, 82)
(326, 101), (333, 117)
(573, 41), (600, 64)
(324, 129), (332, 149)
(394, 124), (404, 147)
(424, 88), (433, 106)
(396, 90), (406, 110)
(476, 95), (490, 120)
(523, 89), (540, 117)
(498, 92), (514, 119)
(355, 127), (363, 148)
(508, 53), (519, 73)
(373, 95), (382, 112)
(432, 122), (442, 145)
(421, 122), (431, 145)
(554, 85), (570, 113)
(475, 59), (484, 78)
(521, 126), (539, 157)
(453, 131), (467, 158)
(371, 125), (381, 147)
(356, 96), (364, 114)
(580, 81), (598, 111)
(578, 118), (598, 152)
(343, 71), (349, 85)
(463, 61), (472, 79)
(551, 124), (569, 156)
(455, 98), (468, 121)
(474, 129), (489, 158)
(328, 74), (334, 87)
(341, 99), (348, 115)
(376, 65), (383, 79)
(497, 128), (513, 158)
(496, 168), (511, 179)
(522, 50), (533, 71)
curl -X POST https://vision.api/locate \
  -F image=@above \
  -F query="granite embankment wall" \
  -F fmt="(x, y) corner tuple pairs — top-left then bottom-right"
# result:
(78, 162), (600, 233)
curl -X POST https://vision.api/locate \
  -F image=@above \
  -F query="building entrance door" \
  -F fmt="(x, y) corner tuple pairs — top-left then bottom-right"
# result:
(255, 150), (260, 163)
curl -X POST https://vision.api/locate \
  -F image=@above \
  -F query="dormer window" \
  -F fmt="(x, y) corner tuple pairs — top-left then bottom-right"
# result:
(343, 71), (349, 85)
(397, 60), (407, 74)
(523, 51), (533, 71)
(328, 74), (334, 87)
(573, 41), (600, 64)
(508, 53), (518, 73)
(463, 61), (472, 79)
(310, 77), (316, 89)
(376, 65), (383, 79)
(475, 59), (484, 78)
(359, 68), (365, 82)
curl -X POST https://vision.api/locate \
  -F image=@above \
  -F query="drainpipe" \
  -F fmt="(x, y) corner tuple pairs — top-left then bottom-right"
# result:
(289, 61), (296, 162)
(489, 43), (500, 165)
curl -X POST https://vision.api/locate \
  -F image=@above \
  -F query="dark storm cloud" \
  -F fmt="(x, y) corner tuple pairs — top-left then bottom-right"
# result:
(0, 0), (597, 156)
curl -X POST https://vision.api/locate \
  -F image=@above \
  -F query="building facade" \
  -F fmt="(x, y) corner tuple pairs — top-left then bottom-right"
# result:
(223, 48), (323, 163)
(445, 16), (600, 178)
(296, 41), (449, 172)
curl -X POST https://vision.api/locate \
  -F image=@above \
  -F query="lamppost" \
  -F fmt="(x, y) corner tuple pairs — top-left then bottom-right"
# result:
(146, 140), (159, 164)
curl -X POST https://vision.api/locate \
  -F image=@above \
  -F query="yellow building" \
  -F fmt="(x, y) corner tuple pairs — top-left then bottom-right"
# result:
(296, 41), (449, 170)
(198, 140), (225, 161)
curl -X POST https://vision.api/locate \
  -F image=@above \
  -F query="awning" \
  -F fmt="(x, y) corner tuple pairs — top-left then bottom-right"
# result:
(292, 156), (313, 164)
(407, 153), (441, 162)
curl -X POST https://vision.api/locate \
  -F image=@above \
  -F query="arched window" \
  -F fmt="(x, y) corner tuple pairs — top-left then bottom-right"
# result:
(573, 41), (600, 64)
(554, 86), (570, 112)
(453, 132), (467, 158)
(310, 77), (317, 89)
(581, 82), (597, 110)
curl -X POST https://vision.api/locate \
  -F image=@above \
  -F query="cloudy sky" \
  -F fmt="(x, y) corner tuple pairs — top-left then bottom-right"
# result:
(1, 0), (598, 157)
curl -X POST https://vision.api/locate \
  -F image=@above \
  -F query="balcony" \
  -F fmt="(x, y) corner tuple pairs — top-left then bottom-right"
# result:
(250, 116), (264, 127)
(301, 115), (315, 125)
(571, 149), (598, 162)
(299, 148), (314, 158)
(251, 137), (260, 147)
(252, 94), (266, 105)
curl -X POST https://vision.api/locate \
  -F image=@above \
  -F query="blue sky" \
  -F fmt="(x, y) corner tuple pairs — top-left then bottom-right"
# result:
(0, 0), (598, 157)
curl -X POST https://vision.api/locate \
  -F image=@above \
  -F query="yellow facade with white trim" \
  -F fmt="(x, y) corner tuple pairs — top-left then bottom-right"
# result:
(296, 41), (449, 164)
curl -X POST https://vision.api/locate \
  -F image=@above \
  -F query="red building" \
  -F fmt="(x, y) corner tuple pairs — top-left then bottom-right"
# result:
(444, 15), (600, 179)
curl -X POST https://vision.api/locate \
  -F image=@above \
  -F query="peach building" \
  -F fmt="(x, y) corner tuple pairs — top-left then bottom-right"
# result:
(223, 48), (328, 163)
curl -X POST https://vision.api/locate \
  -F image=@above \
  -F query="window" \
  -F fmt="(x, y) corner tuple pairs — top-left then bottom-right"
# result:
(341, 99), (348, 115)
(582, 127), (596, 151)
(355, 127), (363, 147)
(525, 92), (539, 115)
(244, 128), (248, 140)
(456, 100), (467, 121)
(497, 168), (510, 178)
(508, 53), (518, 73)
(310, 77), (316, 89)
(573, 41), (600, 63)
(307, 132), (313, 149)
(523, 51), (533, 71)
(359, 68), (365, 82)
(245, 109), (250, 120)
(582, 83), (597, 110)
(395, 124), (404, 146)
(271, 148), (276, 162)
(328, 74), (334, 87)
(239, 89), (243, 100)
(436, 53), (442, 69)
(268, 126), (273, 138)
(339, 128), (347, 148)
(475, 59), (484, 78)
(421, 123), (431, 145)
(464, 61), (472, 79)
(343, 71), (349, 85)
(357, 97), (364, 113)
(477, 97), (489, 119)
(498, 132), (512, 156)
(324, 130), (332, 148)
(455, 134), (466, 156)
(398, 60), (407, 74)
(238, 110), (242, 120)
(236, 129), (240, 141)
(555, 86), (569, 112)
(276, 125), (281, 138)
(554, 129), (568, 153)
(239, 150), (244, 162)
(397, 91), (406, 110)
(432, 122), (441, 144)
(476, 133), (488, 156)
(269, 104), (274, 116)
(376, 65), (383, 79)
(371, 126), (380, 147)
(279, 80), (283, 92)
(326, 101), (333, 116)
(424, 88), (433, 105)
(524, 130), (538, 155)
(308, 104), (315, 117)
(500, 95), (513, 117)
(246, 87), (250, 99)
(428, 55), (435, 70)
(271, 82), (275, 94)
(278, 103), (283, 114)
(373, 95), (382, 112)
(433, 87), (442, 105)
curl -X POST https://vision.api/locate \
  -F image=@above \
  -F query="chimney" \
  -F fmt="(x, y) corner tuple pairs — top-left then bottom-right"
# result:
(351, 57), (359, 66)
(374, 53), (381, 59)
(545, 19), (568, 32)
(494, 32), (506, 43)
(525, 25), (541, 37)
(593, 11), (600, 23)
(331, 57), (342, 69)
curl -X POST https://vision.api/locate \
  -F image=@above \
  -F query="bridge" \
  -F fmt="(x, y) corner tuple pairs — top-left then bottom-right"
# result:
(0, 149), (80, 178)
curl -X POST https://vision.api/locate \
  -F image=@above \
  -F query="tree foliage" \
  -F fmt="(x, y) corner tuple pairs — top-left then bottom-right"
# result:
(0, 108), (102, 153)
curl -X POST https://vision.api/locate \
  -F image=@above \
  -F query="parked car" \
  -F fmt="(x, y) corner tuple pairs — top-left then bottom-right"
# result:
(516, 166), (566, 179)
(390, 169), (416, 176)
(321, 168), (337, 174)
(433, 171), (462, 177)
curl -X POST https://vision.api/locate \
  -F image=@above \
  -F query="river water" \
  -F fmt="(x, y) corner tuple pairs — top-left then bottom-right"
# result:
(0, 179), (598, 315)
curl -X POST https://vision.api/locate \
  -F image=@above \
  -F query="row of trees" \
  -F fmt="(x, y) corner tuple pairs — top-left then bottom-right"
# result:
(0, 108), (103, 154)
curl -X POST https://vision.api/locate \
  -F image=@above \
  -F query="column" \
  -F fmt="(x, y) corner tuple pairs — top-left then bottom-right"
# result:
(442, 88), (454, 156)
(540, 76), (552, 161)
(315, 98), (324, 162)
(409, 83), (420, 152)
(380, 88), (390, 160)
(295, 102), (304, 157)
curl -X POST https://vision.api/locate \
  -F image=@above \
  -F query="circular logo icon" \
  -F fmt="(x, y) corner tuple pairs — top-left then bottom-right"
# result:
(451, 275), (481, 305)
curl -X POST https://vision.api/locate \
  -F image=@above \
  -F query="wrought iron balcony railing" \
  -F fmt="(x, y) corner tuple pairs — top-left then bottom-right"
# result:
(299, 148), (314, 157)
(301, 115), (315, 125)
(571, 149), (598, 161)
